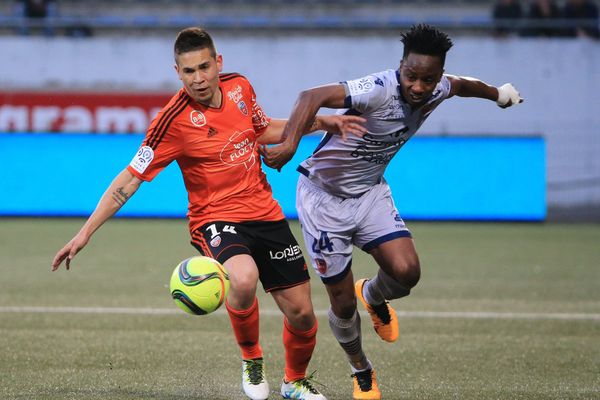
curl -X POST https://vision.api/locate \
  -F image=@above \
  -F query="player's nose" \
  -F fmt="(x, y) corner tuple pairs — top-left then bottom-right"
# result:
(192, 70), (204, 83)
(412, 80), (425, 94)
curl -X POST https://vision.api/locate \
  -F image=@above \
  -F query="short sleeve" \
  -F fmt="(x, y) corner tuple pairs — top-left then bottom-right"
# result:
(341, 74), (388, 113)
(248, 83), (271, 135)
(126, 112), (181, 182)
(438, 75), (451, 100)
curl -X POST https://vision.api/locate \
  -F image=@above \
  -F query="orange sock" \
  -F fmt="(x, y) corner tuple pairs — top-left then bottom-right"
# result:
(282, 318), (318, 382)
(226, 297), (263, 360)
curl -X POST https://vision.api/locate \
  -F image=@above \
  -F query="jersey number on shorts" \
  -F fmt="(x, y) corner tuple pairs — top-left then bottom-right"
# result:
(206, 223), (237, 238)
(312, 231), (334, 253)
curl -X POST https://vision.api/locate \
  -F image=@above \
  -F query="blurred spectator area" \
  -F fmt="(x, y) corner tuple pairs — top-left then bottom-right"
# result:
(492, 0), (599, 37)
(0, 0), (511, 35)
(0, 0), (598, 36)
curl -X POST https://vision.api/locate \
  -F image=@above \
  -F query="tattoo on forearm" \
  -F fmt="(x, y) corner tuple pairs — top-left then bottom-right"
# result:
(111, 187), (130, 206)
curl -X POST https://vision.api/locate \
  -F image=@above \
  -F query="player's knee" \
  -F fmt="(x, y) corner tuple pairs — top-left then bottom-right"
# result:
(285, 304), (316, 330)
(228, 275), (258, 302)
(394, 258), (421, 289)
(405, 260), (421, 288)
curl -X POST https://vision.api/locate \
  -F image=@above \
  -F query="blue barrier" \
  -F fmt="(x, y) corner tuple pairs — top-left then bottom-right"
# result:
(0, 133), (545, 220)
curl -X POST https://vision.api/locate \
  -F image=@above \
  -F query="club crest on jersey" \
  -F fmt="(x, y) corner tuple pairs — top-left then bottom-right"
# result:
(190, 110), (206, 127)
(315, 258), (327, 274)
(237, 100), (248, 116)
(210, 235), (222, 247)
(129, 145), (154, 174)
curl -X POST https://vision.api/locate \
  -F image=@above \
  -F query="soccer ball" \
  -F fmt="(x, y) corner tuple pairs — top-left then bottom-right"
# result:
(170, 256), (230, 315)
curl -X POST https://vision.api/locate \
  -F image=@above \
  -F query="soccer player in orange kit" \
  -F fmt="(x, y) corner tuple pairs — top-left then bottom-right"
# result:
(51, 27), (366, 400)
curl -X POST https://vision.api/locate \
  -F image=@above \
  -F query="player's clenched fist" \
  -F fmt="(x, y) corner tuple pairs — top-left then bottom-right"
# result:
(496, 83), (523, 108)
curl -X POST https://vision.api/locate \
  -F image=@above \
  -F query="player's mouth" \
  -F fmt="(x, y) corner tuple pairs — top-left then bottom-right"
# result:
(409, 93), (424, 102)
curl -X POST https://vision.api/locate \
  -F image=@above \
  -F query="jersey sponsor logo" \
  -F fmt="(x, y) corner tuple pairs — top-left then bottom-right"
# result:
(129, 145), (154, 174)
(220, 129), (256, 170)
(350, 132), (409, 165)
(269, 245), (303, 261)
(346, 77), (376, 96)
(227, 85), (243, 104)
(251, 103), (269, 130)
(190, 110), (206, 127)
(238, 100), (248, 116)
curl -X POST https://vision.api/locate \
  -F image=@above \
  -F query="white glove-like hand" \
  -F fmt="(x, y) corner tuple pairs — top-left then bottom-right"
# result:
(496, 83), (523, 108)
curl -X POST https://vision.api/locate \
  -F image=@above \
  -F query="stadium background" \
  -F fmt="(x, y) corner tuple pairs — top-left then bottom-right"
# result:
(1, 0), (599, 221)
(0, 2), (599, 400)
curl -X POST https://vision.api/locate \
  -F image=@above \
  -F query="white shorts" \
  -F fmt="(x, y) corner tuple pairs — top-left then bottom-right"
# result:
(296, 175), (411, 284)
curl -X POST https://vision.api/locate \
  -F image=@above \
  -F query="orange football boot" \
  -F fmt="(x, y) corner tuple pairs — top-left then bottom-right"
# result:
(355, 278), (399, 342)
(352, 368), (381, 400)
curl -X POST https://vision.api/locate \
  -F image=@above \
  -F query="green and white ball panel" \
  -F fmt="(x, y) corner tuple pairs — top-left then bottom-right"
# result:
(169, 256), (230, 315)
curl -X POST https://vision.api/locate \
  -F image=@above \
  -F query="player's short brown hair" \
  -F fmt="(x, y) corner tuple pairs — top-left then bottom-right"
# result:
(174, 27), (217, 61)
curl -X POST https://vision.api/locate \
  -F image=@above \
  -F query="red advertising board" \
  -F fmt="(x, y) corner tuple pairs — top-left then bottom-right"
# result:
(0, 92), (173, 133)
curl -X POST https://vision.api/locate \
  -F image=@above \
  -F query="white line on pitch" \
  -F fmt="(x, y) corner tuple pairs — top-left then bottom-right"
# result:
(1, 306), (599, 321)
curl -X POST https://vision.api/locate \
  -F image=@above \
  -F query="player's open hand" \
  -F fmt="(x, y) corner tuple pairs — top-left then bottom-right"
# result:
(259, 141), (295, 171)
(496, 83), (524, 109)
(318, 114), (367, 140)
(51, 234), (89, 271)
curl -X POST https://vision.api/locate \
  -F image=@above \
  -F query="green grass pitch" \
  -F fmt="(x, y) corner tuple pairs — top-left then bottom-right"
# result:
(0, 218), (599, 399)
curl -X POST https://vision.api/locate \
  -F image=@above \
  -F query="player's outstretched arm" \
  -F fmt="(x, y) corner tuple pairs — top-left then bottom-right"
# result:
(51, 169), (143, 271)
(446, 75), (523, 108)
(260, 84), (355, 170)
(259, 114), (365, 146)
(315, 114), (367, 141)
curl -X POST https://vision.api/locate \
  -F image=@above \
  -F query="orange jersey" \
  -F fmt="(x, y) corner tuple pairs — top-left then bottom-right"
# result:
(127, 73), (284, 233)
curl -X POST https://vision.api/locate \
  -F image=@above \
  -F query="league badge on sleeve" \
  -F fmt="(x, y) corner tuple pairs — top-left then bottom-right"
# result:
(347, 77), (376, 96)
(129, 145), (154, 174)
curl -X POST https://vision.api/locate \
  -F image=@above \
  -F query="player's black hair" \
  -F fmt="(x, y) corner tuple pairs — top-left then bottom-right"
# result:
(401, 24), (453, 64)
(174, 27), (217, 60)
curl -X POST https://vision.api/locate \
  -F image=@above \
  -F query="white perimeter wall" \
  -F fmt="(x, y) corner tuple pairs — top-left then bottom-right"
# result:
(1, 35), (599, 207)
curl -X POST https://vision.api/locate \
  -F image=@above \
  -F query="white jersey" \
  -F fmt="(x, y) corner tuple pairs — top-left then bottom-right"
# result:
(298, 69), (451, 198)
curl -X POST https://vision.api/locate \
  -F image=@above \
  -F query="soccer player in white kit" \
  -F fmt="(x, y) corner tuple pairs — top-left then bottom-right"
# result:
(261, 24), (523, 400)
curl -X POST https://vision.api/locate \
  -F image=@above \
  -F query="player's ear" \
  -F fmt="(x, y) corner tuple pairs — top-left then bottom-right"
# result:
(216, 54), (223, 73)
(174, 63), (183, 81)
